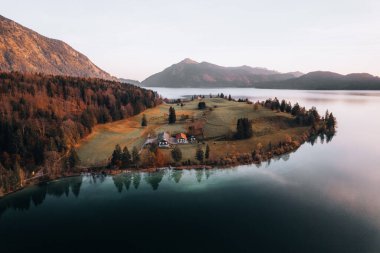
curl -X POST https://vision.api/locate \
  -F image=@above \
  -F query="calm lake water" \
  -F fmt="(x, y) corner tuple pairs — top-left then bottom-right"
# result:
(2, 88), (380, 253)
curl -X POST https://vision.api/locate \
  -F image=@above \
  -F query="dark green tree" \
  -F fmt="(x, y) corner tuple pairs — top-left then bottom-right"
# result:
(168, 106), (176, 124)
(111, 144), (122, 167)
(132, 146), (140, 165)
(141, 114), (147, 127)
(121, 146), (131, 167)
(195, 146), (204, 162)
(205, 144), (210, 159)
(171, 146), (182, 162)
(68, 147), (80, 168)
(326, 113), (336, 130)
(198, 102), (206, 109)
(291, 103), (301, 116)
(235, 118), (253, 139)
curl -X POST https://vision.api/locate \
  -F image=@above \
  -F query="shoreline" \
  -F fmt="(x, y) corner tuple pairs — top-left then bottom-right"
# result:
(0, 142), (302, 199)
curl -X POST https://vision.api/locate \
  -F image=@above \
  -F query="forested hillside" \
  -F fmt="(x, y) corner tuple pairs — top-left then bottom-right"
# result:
(0, 72), (161, 195)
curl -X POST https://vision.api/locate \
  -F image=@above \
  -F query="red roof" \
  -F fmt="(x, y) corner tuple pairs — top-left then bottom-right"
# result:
(176, 133), (187, 140)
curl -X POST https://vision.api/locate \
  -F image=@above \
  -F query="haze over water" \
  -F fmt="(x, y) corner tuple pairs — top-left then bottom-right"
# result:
(1, 88), (380, 252)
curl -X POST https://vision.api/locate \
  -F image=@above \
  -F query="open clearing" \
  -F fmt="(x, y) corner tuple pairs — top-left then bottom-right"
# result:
(77, 98), (309, 166)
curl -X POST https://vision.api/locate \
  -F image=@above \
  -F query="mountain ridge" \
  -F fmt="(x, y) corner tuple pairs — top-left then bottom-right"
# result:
(254, 71), (380, 90)
(142, 58), (302, 87)
(0, 15), (115, 80)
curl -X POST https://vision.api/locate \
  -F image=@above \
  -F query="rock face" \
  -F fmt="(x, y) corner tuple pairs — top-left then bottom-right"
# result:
(142, 58), (302, 87)
(0, 15), (113, 79)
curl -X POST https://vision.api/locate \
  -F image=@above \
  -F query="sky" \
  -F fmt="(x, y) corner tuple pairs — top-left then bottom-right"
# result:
(1, 0), (380, 80)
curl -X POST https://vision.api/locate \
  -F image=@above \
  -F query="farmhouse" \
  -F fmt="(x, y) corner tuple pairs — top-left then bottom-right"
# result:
(176, 133), (188, 144)
(157, 132), (170, 148)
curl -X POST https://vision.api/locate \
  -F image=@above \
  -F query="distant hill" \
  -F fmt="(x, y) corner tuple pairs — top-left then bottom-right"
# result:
(119, 78), (141, 86)
(254, 71), (380, 90)
(0, 15), (114, 80)
(142, 58), (302, 87)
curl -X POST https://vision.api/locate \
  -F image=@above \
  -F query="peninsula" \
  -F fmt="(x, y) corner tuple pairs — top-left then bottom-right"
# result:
(77, 96), (336, 169)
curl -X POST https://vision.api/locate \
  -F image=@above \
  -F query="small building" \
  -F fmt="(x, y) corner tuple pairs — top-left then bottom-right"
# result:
(158, 132), (170, 148)
(176, 133), (188, 144)
(189, 135), (197, 143)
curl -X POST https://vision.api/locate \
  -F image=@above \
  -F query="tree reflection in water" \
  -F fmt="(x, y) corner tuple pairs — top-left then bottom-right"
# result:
(170, 169), (183, 183)
(0, 168), (218, 218)
(0, 176), (83, 219)
(132, 173), (141, 189)
(196, 169), (204, 183)
(112, 173), (133, 193)
(144, 170), (165, 190)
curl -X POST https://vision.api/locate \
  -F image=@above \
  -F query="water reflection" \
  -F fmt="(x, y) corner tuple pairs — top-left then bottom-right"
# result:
(144, 170), (165, 190)
(0, 176), (83, 218)
(0, 168), (223, 217)
(170, 169), (183, 183)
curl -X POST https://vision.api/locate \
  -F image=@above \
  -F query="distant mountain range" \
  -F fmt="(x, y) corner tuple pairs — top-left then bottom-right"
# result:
(142, 59), (380, 90)
(254, 71), (380, 90)
(1, 15), (379, 90)
(0, 15), (114, 80)
(142, 58), (303, 88)
(119, 78), (141, 86)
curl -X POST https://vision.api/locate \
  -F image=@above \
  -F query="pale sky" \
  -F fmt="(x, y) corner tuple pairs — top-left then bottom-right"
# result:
(1, 0), (380, 80)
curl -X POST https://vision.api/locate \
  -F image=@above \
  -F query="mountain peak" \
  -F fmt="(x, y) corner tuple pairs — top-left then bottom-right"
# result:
(179, 58), (198, 64)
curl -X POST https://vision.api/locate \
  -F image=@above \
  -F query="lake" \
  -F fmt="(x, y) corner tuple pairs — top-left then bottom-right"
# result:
(1, 88), (380, 253)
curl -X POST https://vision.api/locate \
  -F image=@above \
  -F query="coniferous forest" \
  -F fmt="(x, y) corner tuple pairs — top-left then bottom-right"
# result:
(0, 71), (161, 194)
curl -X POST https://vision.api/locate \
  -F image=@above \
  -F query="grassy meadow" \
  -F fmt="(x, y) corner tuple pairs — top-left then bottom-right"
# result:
(77, 98), (309, 166)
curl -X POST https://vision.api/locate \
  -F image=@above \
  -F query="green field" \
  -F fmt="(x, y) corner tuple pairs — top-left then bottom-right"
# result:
(77, 98), (308, 166)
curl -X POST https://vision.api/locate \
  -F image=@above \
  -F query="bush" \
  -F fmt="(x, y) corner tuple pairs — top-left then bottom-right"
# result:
(198, 102), (206, 110)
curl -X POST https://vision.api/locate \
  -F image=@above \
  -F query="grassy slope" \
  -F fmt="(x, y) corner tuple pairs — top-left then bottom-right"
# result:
(77, 98), (309, 166)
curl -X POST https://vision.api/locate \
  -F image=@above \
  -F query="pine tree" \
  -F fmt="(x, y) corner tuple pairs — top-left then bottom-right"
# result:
(195, 146), (204, 162)
(171, 146), (182, 162)
(168, 106), (176, 124)
(291, 103), (301, 116)
(235, 118), (253, 139)
(141, 114), (147, 127)
(205, 144), (210, 159)
(132, 146), (140, 165)
(327, 113), (336, 130)
(68, 147), (80, 168)
(121, 146), (131, 167)
(111, 144), (122, 167)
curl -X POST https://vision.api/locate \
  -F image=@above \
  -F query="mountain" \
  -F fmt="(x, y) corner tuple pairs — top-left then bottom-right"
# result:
(142, 58), (302, 87)
(0, 15), (114, 80)
(254, 71), (380, 90)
